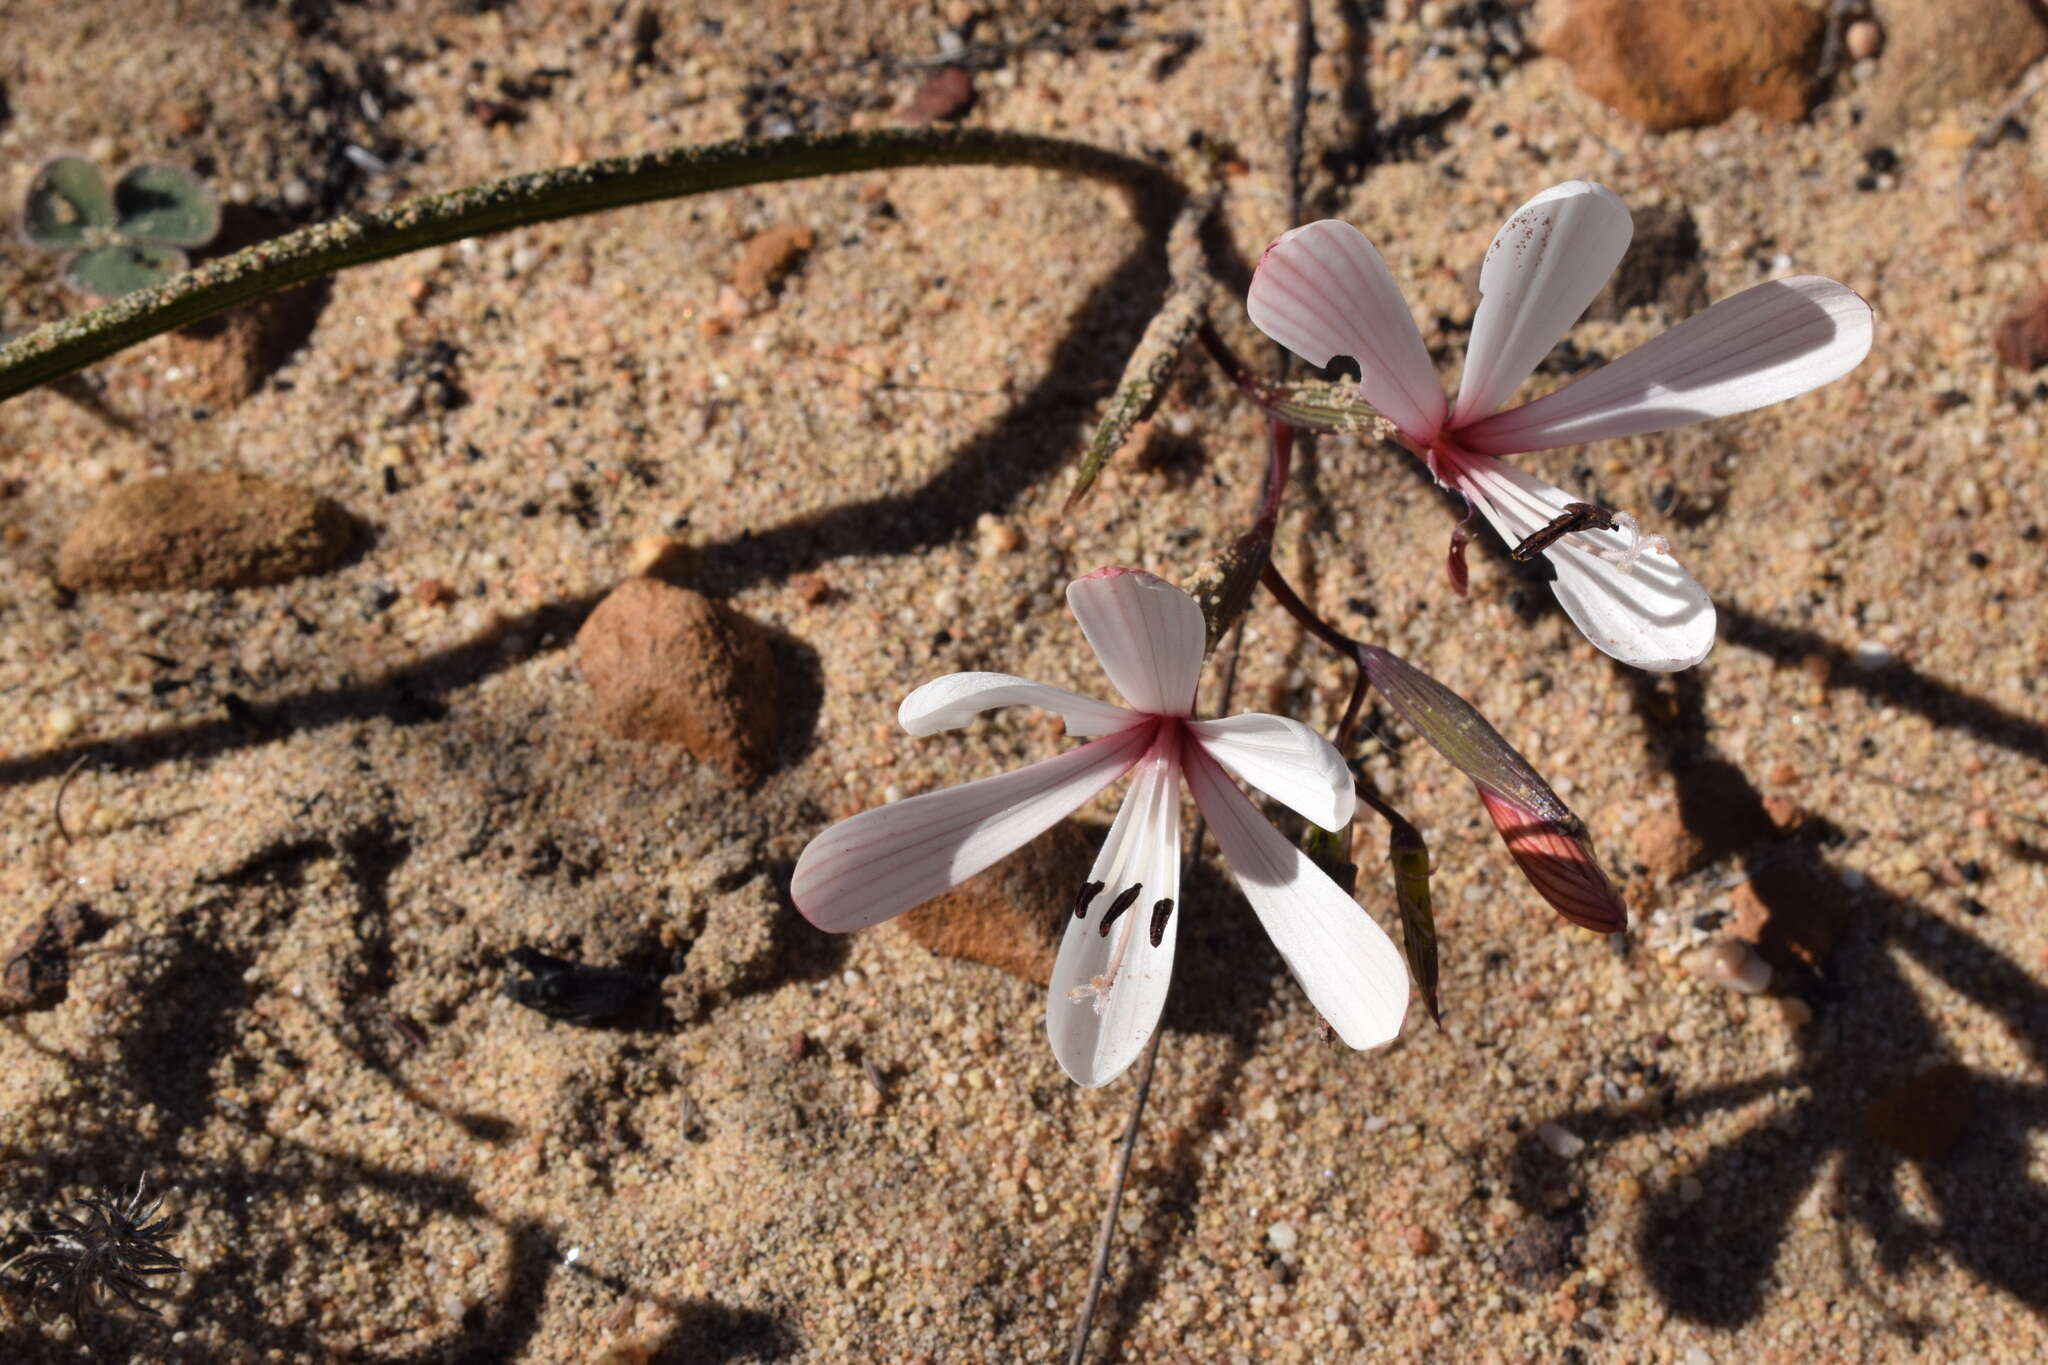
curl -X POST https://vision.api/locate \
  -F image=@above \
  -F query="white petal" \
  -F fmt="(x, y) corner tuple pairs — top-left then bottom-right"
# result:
(1047, 744), (1182, 1087)
(1246, 219), (1448, 440)
(1459, 457), (1716, 672)
(1450, 181), (1632, 428)
(1459, 276), (1874, 454)
(1187, 713), (1356, 832)
(792, 727), (1149, 932)
(1065, 568), (1205, 717)
(1183, 746), (1408, 1049)
(898, 671), (1135, 737)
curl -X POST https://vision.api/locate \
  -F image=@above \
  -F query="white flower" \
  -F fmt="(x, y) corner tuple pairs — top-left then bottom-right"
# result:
(1248, 182), (1874, 672)
(792, 567), (1408, 1087)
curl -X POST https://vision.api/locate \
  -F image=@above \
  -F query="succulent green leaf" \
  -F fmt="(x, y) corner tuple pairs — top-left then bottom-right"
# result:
(1357, 644), (1571, 823)
(65, 243), (190, 298)
(112, 164), (220, 248)
(1386, 816), (1442, 1025)
(22, 158), (115, 249)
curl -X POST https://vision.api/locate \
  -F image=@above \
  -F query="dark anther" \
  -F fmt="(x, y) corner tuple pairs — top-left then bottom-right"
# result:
(1071, 880), (1105, 920)
(1097, 883), (1143, 937)
(1148, 898), (1175, 947)
(1510, 502), (1617, 561)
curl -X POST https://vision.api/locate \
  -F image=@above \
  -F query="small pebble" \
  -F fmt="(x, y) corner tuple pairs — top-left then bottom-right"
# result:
(1684, 938), (1773, 995)
(1845, 19), (1882, 60)
(1535, 1121), (1585, 1159)
(1266, 1221), (1298, 1253)
(1851, 640), (1893, 670)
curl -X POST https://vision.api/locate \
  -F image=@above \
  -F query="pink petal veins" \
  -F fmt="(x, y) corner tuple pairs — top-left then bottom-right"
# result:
(1459, 276), (1874, 455)
(792, 725), (1150, 933)
(1248, 219), (1448, 440)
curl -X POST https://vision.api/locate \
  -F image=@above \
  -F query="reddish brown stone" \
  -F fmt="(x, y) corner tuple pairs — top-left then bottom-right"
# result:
(1857, 0), (2048, 142)
(734, 226), (814, 297)
(1540, 0), (1822, 132)
(897, 821), (1096, 984)
(1631, 809), (1708, 884)
(575, 577), (778, 784)
(902, 66), (975, 123)
(1729, 863), (1849, 971)
(1865, 1063), (1973, 1161)
(1994, 290), (2048, 370)
(58, 472), (354, 591)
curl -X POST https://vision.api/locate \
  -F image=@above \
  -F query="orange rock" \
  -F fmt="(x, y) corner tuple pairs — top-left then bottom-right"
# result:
(1856, 0), (2048, 142)
(735, 226), (815, 297)
(1540, 0), (1822, 132)
(58, 472), (354, 591)
(1630, 809), (1707, 883)
(575, 577), (779, 784)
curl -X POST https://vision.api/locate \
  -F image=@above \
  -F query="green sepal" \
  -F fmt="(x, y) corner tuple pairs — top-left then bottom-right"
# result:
(1386, 816), (1442, 1025)
(65, 242), (190, 298)
(112, 164), (221, 247)
(22, 158), (115, 249)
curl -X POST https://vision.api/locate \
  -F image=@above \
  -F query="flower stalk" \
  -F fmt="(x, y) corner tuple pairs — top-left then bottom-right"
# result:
(0, 126), (1180, 405)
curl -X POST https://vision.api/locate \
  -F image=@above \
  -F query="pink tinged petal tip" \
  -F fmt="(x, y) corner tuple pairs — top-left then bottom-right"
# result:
(1460, 457), (1715, 672)
(1047, 735), (1184, 1087)
(791, 726), (1150, 933)
(897, 671), (1135, 738)
(1450, 181), (1633, 429)
(1247, 219), (1448, 440)
(1476, 786), (1628, 934)
(1459, 276), (1875, 455)
(1065, 569), (1206, 717)
(1186, 713), (1357, 832)
(1183, 745), (1408, 1048)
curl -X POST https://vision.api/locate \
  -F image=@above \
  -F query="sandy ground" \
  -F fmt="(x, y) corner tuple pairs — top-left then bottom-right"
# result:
(0, 0), (2045, 1360)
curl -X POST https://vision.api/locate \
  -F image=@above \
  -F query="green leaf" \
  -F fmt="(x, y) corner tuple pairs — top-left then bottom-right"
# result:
(112, 164), (220, 248)
(22, 158), (114, 249)
(1385, 815), (1442, 1025)
(65, 243), (189, 298)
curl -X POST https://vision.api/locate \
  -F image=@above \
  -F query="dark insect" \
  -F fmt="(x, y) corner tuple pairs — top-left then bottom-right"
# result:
(1510, 502), (1617, 561)
(6, 1178), (184, 1322)
(501, 945), (656, 1025)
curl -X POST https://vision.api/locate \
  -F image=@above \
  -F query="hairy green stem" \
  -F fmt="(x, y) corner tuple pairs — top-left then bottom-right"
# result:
(0, 127), (1181, 405)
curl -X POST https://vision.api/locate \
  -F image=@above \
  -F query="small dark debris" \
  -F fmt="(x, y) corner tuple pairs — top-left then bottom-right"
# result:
(1967, 551), (1990, 569)
(1930, 389), (1969, 412)
(501, 946), (657, 1025)
(1497, 1211), (1579, 1289)
(0, 902), (105, 1015)
(1864, 146), (1898, 174)
(1960, 859), (1984, 883)
(1961, 896), (1989, 918)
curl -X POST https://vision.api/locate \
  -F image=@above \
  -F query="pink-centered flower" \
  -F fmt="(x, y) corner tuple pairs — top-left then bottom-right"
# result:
(1248, 182), (1874, 672)
(792, 568), (1408, 1087)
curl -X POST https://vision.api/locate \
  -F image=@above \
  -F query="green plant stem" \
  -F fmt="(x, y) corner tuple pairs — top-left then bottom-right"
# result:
(0, 127), (1182, 406)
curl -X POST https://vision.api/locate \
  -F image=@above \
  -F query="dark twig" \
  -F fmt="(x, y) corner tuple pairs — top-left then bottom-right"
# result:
(51, 753), (90, 847)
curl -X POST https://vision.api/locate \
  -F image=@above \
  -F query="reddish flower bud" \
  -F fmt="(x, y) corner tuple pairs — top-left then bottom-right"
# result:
(1474, 786), (1628, 934)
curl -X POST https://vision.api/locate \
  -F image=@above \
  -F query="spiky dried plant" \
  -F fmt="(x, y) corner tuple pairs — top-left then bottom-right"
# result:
(5, 1178), (184, 1322)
